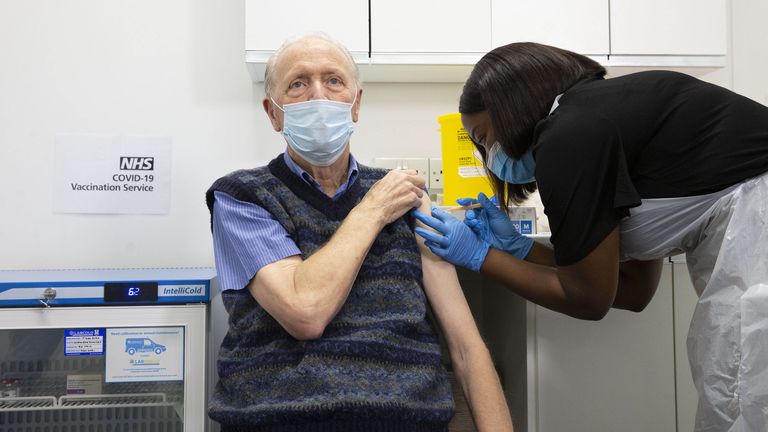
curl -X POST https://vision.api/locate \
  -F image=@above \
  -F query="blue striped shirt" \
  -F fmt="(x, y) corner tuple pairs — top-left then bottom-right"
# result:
(212, 152), (360, 291)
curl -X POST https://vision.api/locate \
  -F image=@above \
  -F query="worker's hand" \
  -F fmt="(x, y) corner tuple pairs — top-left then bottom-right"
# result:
(459, 192), (533, 260)
(358, 169), (425, 227)
(413, 207), (490, 272)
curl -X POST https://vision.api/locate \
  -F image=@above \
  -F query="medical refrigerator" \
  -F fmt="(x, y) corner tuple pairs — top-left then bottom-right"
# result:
(0, 268), (217, 432)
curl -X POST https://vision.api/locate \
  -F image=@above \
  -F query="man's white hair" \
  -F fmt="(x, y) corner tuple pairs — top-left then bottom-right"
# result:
(264, 32), (361, 97)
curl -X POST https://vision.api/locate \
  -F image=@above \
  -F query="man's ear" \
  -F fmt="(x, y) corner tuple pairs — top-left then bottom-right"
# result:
(352, 87), (363, 123)
(263, 98), (282, 132)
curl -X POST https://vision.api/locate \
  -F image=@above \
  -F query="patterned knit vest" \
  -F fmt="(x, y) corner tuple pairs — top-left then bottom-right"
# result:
(205, 155), (453, 432)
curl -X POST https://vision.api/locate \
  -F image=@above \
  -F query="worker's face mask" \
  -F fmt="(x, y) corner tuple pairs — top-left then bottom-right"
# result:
(271, 95), (356, 166)
(486, 142), (536, 184)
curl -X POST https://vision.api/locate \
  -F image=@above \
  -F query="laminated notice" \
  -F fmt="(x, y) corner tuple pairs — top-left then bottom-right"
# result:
(66, 374), (103, 395)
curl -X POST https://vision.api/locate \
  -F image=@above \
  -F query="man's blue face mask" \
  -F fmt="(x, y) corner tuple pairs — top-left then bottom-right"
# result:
(485, 142), (536, 184)
(271, 95), (356, 166)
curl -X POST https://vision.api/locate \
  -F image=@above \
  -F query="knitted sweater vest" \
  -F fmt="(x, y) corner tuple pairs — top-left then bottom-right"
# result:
(205, 155), (453, 432)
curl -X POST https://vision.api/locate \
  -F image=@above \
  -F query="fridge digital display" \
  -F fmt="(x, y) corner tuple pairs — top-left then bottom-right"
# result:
(103, 282), (158, 302)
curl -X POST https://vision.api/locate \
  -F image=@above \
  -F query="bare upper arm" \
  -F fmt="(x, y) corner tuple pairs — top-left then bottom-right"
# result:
(415, 196), (484, 352)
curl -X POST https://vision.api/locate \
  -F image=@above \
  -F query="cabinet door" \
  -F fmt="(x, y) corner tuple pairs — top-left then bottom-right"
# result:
(491, 0), (609, 55)
(370, 0), (491, 53)
(672, 261), (700, 432)
(534, 264), (676, 432)
(245, 0), (368, 55)
(610, 0), (727, 55)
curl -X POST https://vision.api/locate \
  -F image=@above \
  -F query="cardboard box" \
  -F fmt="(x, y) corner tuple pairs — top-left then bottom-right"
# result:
(509, 206), (537, 235)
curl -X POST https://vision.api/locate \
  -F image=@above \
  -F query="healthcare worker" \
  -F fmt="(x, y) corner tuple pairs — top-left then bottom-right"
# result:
(414, 42), (768, 432)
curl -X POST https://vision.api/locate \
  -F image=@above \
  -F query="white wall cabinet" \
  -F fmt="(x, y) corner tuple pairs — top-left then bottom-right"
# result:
(370, 0), (490, 54)
(610, 0), (727, 56)
(530, 259), (703, 432)
(491, 0), (609, 56)
(245, 0), (728, 81)
(244, 0), (368, 82)
(244, 0), (368, 54)
(671, 259), (700, 432)
(366, 0), (490, 81)
(532, 263), (677, 432)
(459, 257), (698, 432)
(490, 0), (726, 66)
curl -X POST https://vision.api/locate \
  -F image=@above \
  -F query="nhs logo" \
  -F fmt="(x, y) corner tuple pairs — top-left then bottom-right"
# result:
(119, 156), (154, 171)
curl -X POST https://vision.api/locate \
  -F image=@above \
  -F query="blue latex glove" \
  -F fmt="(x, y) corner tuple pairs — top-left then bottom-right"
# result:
(413, 207), (490, 272)
(458, 192), (534, 260)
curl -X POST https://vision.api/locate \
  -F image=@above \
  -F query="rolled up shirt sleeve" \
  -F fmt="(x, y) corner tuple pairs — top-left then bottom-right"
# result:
(212, 191), (301, 290)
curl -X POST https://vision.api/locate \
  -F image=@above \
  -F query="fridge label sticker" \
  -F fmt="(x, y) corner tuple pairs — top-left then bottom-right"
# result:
(158, 284), (206, 297)
(64, 328), (105, 356)
(105, 327), (184, 383)
(66, 374), (103, 395)
(53, 134), (172, 214)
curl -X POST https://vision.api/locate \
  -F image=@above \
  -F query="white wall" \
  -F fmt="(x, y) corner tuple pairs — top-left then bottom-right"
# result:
(732, 0), (768, 105)
(0, 1), (462, 270)
(0, 0), (762, 271)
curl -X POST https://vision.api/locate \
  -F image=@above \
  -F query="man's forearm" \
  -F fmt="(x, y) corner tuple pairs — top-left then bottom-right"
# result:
(453, 344), (514, 431)
(291, 205), (386, 329)
(293, 168), (425, 319)
(251, 170), (424, 339)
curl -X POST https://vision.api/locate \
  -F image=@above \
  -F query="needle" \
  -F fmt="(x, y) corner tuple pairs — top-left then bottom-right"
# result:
(446, 203), (483, 212)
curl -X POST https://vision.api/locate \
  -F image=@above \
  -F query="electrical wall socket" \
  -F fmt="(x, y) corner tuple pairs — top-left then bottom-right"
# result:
(428, 158), (443, 191)
(371, 158), (430, 179)
(371, 157), (444, 203)
(371, 158), (403, 172)
(400, 158), (430, 179)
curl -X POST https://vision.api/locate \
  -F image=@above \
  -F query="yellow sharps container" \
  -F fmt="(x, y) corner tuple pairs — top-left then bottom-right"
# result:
(438, 113), (493, 205)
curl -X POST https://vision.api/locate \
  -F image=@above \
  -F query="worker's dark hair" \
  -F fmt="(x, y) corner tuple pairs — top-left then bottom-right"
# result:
(459, 42), (606, 206)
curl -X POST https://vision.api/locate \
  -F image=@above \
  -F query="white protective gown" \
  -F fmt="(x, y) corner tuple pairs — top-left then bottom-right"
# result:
(619, 171), (768, 432)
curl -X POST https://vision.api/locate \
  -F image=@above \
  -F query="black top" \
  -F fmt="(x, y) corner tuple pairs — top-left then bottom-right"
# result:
(532, 70), (768, 265)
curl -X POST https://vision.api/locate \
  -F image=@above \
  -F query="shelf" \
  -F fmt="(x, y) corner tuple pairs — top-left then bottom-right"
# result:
(247, 51), (483, 83)
(0, 393), (184, 432)
(603, 55), (727, 68)
(246, 51), (727, 83)
(60, 392), (167, 407)
(0, 393), (169, 412)
(0, 396), (56, 410)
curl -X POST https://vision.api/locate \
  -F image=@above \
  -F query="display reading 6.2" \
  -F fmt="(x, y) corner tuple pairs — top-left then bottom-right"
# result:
(104, 282), (158, 302)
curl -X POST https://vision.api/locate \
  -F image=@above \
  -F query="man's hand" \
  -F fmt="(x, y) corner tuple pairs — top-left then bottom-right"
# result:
(357, 169), (425, 226)
(250, 169), (426, 339)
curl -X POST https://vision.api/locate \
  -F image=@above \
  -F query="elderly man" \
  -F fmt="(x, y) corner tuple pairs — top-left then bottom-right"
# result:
(205, 33), (513, 432)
